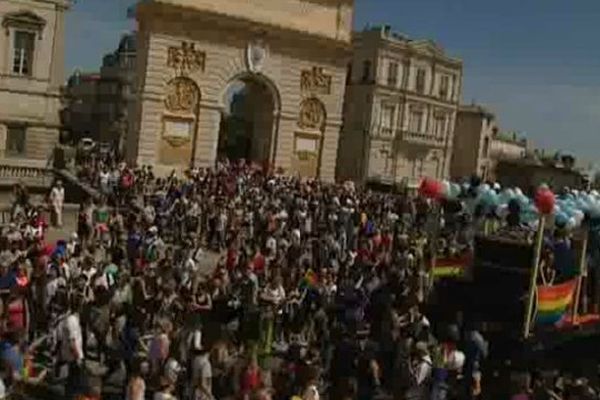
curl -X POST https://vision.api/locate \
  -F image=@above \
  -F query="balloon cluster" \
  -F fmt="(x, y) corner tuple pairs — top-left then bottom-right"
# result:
(418, 177), (597, 231)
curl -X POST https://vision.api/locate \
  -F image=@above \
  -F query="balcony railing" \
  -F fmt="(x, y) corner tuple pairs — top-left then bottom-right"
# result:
(0, 159), (52, 188)
(397, 129), (445, 147)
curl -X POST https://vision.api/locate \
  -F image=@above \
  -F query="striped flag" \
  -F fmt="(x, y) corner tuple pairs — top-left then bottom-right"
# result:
(536, 279), (577, 325)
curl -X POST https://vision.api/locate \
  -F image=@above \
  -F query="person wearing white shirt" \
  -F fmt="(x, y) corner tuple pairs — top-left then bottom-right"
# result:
(49, 180), (65, 227)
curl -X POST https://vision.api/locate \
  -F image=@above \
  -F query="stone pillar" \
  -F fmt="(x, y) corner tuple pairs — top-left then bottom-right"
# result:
(0, 125), (6, 158)
(194, 102), (222, 168)
(319, 121), (342, 182)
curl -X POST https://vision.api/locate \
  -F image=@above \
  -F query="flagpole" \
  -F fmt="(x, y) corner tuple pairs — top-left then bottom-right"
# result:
(523, 215), (546, 339)
(572, 226), (588, 325)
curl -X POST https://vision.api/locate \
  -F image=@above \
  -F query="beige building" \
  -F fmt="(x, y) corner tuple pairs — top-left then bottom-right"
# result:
(490, 131), (528, 161)
(0, 0), (69, 166)
(338, 25), (462, 186)
(127, 0), (353, 181)
(450, 104), (497, 180)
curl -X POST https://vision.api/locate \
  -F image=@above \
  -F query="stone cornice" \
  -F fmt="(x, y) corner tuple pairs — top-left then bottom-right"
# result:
(371, 85), (459, 110)
(302, 0), (353, 5)
(138, 2), (352, 58)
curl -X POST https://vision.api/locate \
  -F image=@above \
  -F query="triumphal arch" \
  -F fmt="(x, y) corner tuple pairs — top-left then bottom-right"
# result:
(127, 0), (353, 181)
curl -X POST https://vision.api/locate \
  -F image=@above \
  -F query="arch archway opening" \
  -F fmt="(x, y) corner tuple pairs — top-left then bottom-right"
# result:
(218, 75), (276, 166)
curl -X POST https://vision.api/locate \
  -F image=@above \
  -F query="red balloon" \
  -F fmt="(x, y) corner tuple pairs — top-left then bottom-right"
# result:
(535, 187), (555, 215)
(419, 177), (442, 199)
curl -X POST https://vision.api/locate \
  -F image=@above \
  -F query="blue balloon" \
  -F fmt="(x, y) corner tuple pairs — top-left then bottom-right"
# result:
(555, 211), (569, 226)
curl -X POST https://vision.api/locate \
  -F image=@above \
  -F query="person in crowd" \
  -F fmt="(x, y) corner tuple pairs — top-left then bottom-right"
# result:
(1, 154), (596, 400)
(49, 179), (65, 228)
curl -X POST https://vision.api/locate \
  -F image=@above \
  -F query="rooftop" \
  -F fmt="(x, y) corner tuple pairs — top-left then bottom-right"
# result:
(459, 104), (495, 118)
(358, 24), (462, 65)
(493, 131), (528, 145)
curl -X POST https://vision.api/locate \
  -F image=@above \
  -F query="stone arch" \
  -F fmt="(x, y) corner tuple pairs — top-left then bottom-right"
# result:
(218, 71), (281, 114)
(160, 76), (201, 165)
(216, 72), (281, 165)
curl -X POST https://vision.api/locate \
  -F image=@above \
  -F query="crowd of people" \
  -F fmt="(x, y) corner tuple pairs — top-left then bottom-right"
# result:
(0, 156), (597, 400)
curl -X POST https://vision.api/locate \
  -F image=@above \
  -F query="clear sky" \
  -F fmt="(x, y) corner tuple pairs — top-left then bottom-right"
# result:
(65, 0), (600, 166)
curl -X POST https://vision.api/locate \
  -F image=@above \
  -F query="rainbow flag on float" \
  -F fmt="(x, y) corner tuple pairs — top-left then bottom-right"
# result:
(433, 251), (473, 278)
(535, 279), (577, 325)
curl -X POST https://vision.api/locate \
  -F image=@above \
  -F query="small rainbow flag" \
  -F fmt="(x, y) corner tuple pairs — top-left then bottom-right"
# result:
(300, 269), (318, 289)
(536, 279), (577, 325)
(433, 252), (472, 278)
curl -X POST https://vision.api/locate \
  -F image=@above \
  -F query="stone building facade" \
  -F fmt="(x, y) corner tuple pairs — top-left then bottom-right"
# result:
(127, 0), (353, 181)
(64, 33), (136, 148)
(0, 0), (69, 166)
(338, 25), (462, 186)
(450, 104), (497, 180)
(490, 131), (528, 161)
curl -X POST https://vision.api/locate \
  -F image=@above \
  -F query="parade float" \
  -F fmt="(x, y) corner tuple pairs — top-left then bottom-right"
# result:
(421, 178), (600, 372)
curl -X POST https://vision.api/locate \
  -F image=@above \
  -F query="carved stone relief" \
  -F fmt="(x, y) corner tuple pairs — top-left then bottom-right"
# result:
(164, 77), (200, 114)
(167, 42), (205, 76)
(300, 67), (332, 95)
(298, 98), (326, 130)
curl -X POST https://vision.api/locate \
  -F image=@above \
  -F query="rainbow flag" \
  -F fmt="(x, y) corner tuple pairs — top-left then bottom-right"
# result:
(536, 279), (577, 325)
(433, 252), (472, 278)
(300, 269), (318, 289)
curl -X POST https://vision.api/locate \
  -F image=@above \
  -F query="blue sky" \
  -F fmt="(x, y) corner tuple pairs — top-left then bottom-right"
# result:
(66, 0), (600, 166)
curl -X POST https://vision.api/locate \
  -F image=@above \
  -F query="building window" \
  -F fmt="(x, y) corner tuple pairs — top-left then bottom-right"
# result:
(12, 31), (35, 76)
(381, 104), (395, 130)
(409, 109), (423, 132)
(433, 115), (446, 137)
(361, 60), (371, 83)
(387, 61), (398, 87)
(415, 68), (426, 94)
(483, 136), (490, 157)
(439, 75), (449, 98)
(346, 62), (352, 85)
(5, 126), (26, 156)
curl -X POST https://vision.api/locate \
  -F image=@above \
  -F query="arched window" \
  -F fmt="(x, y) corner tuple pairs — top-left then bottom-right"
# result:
(483, 136), (490, 157)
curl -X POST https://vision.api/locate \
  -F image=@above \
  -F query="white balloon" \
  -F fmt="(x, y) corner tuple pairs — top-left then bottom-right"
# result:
(573, 210), (584, 224)
(495, 204), (509, 218)
(442, 180), (450, 196)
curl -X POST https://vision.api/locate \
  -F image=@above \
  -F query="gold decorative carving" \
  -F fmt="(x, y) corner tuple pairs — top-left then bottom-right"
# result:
(298, 98), (326, 130)
(167, 42), (205, 76)
(164, 77), (200, 114)
(301, 67), (332, 94)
